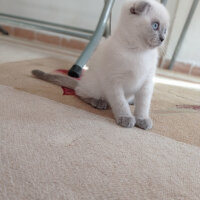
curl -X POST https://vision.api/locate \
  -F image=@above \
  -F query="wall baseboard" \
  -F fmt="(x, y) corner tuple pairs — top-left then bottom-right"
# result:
(161, 59), (200, 77)
(1, 25), (87, 51)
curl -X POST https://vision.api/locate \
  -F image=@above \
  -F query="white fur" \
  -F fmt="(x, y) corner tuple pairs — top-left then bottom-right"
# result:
(75, 0), (169, 129)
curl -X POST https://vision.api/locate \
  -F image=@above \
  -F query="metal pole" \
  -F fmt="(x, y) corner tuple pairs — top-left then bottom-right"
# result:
(68, 0), (115, 78)
(159, 0), (175, 68)
(103, 0), (112, 38)
(168, 0), (199, 70)
(103, 12), (111, 38)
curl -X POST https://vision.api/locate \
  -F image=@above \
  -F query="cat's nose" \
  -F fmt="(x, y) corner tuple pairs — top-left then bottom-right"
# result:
(160, 36), (165, 42)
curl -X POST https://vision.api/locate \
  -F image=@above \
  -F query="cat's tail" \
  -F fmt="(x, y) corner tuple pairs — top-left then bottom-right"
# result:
(32, 70), (78, 89)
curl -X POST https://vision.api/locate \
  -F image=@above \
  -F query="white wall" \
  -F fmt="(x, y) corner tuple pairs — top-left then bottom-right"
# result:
(1, 0), (200, 66)
(0, 0), (124, 30)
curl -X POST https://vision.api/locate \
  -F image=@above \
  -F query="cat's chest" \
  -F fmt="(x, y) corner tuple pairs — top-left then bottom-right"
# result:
(117, 52), (157, 93)
(121, 50), (157, 69)
(118, 54), (153, 80)
(120, 68), (147, 93)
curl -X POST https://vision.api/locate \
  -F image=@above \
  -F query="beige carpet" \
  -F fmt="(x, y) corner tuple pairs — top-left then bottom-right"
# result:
(0, 58), (199, 147)
(0, 41), (200, 199)
(0, 85), (200, 200)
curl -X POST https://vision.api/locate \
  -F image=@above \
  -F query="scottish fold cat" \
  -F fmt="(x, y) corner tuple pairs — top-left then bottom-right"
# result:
(32, 0), (170, 130)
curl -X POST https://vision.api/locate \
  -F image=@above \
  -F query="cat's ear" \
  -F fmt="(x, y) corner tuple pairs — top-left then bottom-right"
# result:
(130, 1), (151, 15)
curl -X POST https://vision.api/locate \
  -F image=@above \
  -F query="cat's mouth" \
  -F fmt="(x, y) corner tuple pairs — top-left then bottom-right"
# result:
(148, 42), (162, 49)
(145, 38), (161, 49)
(147, 37), (164, 49)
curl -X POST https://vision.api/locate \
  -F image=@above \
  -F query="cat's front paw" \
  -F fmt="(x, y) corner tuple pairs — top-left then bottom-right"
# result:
(136, 118), (153, 130)
(116, 116), (136, 128)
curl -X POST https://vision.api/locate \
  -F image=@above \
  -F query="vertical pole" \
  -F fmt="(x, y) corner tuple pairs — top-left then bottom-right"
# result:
(168, 0), (199, 70)
(159, 0), (179, 69)
(104, 0), (112, 38)
(68, 0), (115, 78)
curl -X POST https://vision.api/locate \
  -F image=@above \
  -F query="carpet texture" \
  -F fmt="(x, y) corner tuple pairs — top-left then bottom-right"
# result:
(1, 37), (200, 199)
(0, 85), (200, 200)
(0, 58), (199, 147)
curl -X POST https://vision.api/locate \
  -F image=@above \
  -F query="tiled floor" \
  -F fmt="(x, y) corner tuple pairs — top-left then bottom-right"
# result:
(0, 35), (80, 64)
(157, 68), (200, 84)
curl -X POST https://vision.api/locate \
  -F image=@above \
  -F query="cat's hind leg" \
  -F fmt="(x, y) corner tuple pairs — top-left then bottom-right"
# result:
(74, 71), (110, 110)
(80, 97), (109, 110)
(75, 85), (109, 110)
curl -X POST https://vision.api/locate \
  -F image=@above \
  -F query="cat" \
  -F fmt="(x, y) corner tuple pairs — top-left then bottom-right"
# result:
(32, 0), (170, 130)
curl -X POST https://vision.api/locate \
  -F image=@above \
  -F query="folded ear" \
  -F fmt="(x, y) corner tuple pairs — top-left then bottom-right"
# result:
(130, 1), (151, 15)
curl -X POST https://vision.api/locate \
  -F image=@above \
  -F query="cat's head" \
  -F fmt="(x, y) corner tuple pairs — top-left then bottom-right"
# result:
(118, 0), (170, 50)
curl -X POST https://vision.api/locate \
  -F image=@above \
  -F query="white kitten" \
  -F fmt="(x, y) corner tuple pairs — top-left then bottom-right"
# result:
(32, 0), (170, 130)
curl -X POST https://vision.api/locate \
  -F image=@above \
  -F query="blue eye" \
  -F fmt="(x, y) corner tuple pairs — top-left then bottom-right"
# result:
(152, 22), (159, 30)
